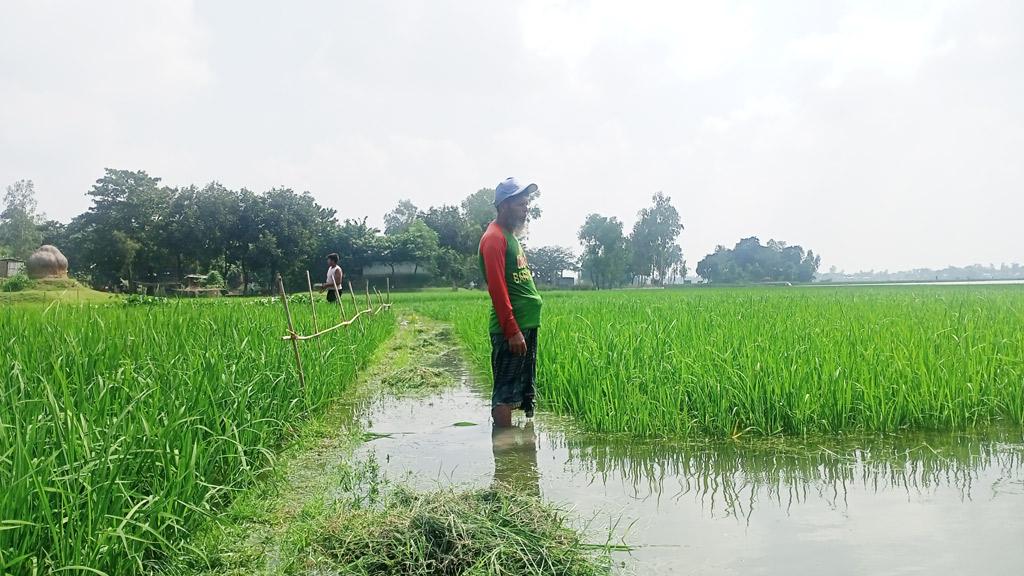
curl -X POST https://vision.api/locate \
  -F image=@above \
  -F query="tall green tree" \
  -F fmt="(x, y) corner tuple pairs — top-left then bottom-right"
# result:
(0, 180), (44, 259)
(260, 187), (337, 289)
(385, 219), (439, 276)
(74, 169), (174, 287)
(667, 247), (688, 283)
(434, 248), (475, 288)
(419, 205), (476, 286)
(229, 189), (265, 293)
(164, 182), (240, 279)
(421, 204), (475, 254)
(526, 245), (578, 286)
(37, 220), (68, 251)
(164, 185), (203, 280)
(383, 199), (420, 234)
(322, 217), (384, 277)
(629, 192), (683, 285)
(578, 214), (628, 289)
(111, 230), (141, 289)
(462, 188), (497, 235)
(696, 237), (820, 284)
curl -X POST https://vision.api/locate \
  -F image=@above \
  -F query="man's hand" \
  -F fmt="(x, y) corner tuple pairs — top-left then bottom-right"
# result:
(508, 331), (528, 356)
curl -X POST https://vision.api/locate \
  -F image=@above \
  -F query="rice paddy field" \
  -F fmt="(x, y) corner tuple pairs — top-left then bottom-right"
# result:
(405, 285), (1024, 437)
(3, 285), (1023, 575)
(0, 298), (393, 574)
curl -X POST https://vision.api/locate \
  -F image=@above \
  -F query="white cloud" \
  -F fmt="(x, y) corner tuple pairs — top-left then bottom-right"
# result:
(787, 1), (954, 89)
(520, 0), (755, 80)
(701, 92), (795, 135)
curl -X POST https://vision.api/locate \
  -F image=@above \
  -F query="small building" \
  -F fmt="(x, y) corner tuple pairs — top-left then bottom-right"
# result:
(555, 275), (576, 288)
(362, 262), (431, 277)
(136, 281), (173, 296)
(362, 261), (431, 290)
(171, 274), (223, 298)
(183, 274), (208, 289)
(1, 258), (24, 278)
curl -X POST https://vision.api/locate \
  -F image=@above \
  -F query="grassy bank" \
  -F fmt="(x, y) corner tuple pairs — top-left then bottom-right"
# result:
(0, 277), (115, 304)
(0, 299), (393, 574)
(403, 286), (1024, 437)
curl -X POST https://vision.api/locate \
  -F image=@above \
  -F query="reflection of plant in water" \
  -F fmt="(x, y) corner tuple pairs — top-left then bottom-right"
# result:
(555, 430), (1024, 522)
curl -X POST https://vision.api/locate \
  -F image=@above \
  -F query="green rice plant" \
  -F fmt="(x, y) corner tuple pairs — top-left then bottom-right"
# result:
(0, 298), (393, 574)
(403, 286), (1024, 437)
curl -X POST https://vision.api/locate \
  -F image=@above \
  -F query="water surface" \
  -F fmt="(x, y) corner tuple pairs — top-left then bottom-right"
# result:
(356, 383), (1024, 575)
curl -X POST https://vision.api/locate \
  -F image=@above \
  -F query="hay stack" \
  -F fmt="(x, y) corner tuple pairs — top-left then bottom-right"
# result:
(26, 245), (69, 279)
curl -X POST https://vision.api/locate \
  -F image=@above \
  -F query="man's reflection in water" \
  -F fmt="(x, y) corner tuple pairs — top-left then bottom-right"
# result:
(492, 421), (540, 497)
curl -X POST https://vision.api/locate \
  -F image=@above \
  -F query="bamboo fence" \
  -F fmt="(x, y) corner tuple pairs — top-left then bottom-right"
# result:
(276, 273), (392, 388)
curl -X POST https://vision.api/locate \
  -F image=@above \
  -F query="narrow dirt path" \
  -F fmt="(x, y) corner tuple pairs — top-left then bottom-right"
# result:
(167, 315), (464, 575)
(166, 315), (607, 576)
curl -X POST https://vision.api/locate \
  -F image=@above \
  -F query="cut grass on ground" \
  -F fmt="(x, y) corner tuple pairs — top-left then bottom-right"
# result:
(310, 481), (608, 576)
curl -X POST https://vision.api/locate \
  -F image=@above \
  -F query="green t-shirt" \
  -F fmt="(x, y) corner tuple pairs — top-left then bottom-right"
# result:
(478, 222), (543, 335)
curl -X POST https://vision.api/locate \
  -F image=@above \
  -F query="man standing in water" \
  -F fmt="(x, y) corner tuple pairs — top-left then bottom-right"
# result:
(479, 177), (543, 427)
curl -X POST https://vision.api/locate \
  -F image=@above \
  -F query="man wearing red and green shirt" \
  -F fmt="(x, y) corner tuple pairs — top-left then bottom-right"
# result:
(479, 177), (543, 427)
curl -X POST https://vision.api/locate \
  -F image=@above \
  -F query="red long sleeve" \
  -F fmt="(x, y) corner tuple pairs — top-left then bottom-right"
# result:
(480, 228), (520, 338)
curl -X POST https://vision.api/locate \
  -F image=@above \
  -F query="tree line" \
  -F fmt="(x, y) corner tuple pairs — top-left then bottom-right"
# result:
(817, 263), (1024, 283)
(1, 170), (507, 292)
(1, 169), (827, 291)
(696, 237), (821, 284)
(0, 170), (564, 292)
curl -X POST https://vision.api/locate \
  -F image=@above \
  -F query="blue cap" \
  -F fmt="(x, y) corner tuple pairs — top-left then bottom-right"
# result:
(494, 177), (538, 207)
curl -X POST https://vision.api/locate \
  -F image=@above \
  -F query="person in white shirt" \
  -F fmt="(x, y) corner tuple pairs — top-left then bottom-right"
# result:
(324, 252), (344, 302)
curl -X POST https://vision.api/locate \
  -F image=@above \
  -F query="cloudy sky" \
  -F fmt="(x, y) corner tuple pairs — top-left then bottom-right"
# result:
(1, 0), (1020, 272)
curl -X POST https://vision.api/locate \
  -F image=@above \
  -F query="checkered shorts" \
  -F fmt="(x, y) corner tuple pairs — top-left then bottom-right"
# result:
(489, 328), (538, 409)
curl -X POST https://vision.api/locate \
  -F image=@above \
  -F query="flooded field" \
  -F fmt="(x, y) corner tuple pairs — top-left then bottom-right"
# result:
(358, 380), (1024, 575)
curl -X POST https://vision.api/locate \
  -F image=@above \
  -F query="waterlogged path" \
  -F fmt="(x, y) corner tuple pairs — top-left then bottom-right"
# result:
(357, 350), (1024, 575)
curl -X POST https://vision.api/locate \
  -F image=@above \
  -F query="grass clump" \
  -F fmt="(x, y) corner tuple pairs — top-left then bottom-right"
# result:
(310, 486), (608, 576)
(0, 272), (32, 292)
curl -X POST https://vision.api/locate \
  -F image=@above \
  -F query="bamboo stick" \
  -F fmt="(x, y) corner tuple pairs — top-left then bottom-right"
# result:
(386, 277), (391, 305)
(305, 271), (323, 356)
(277, 274), (306, 392)
(331, 273), (347, 321)
(348, 281), (360, 313)
(277, 301), (391, 342)
(280, 310), (369, 340)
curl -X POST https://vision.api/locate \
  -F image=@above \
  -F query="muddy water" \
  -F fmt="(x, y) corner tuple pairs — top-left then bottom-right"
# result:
(356, 382), (1024, 575)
